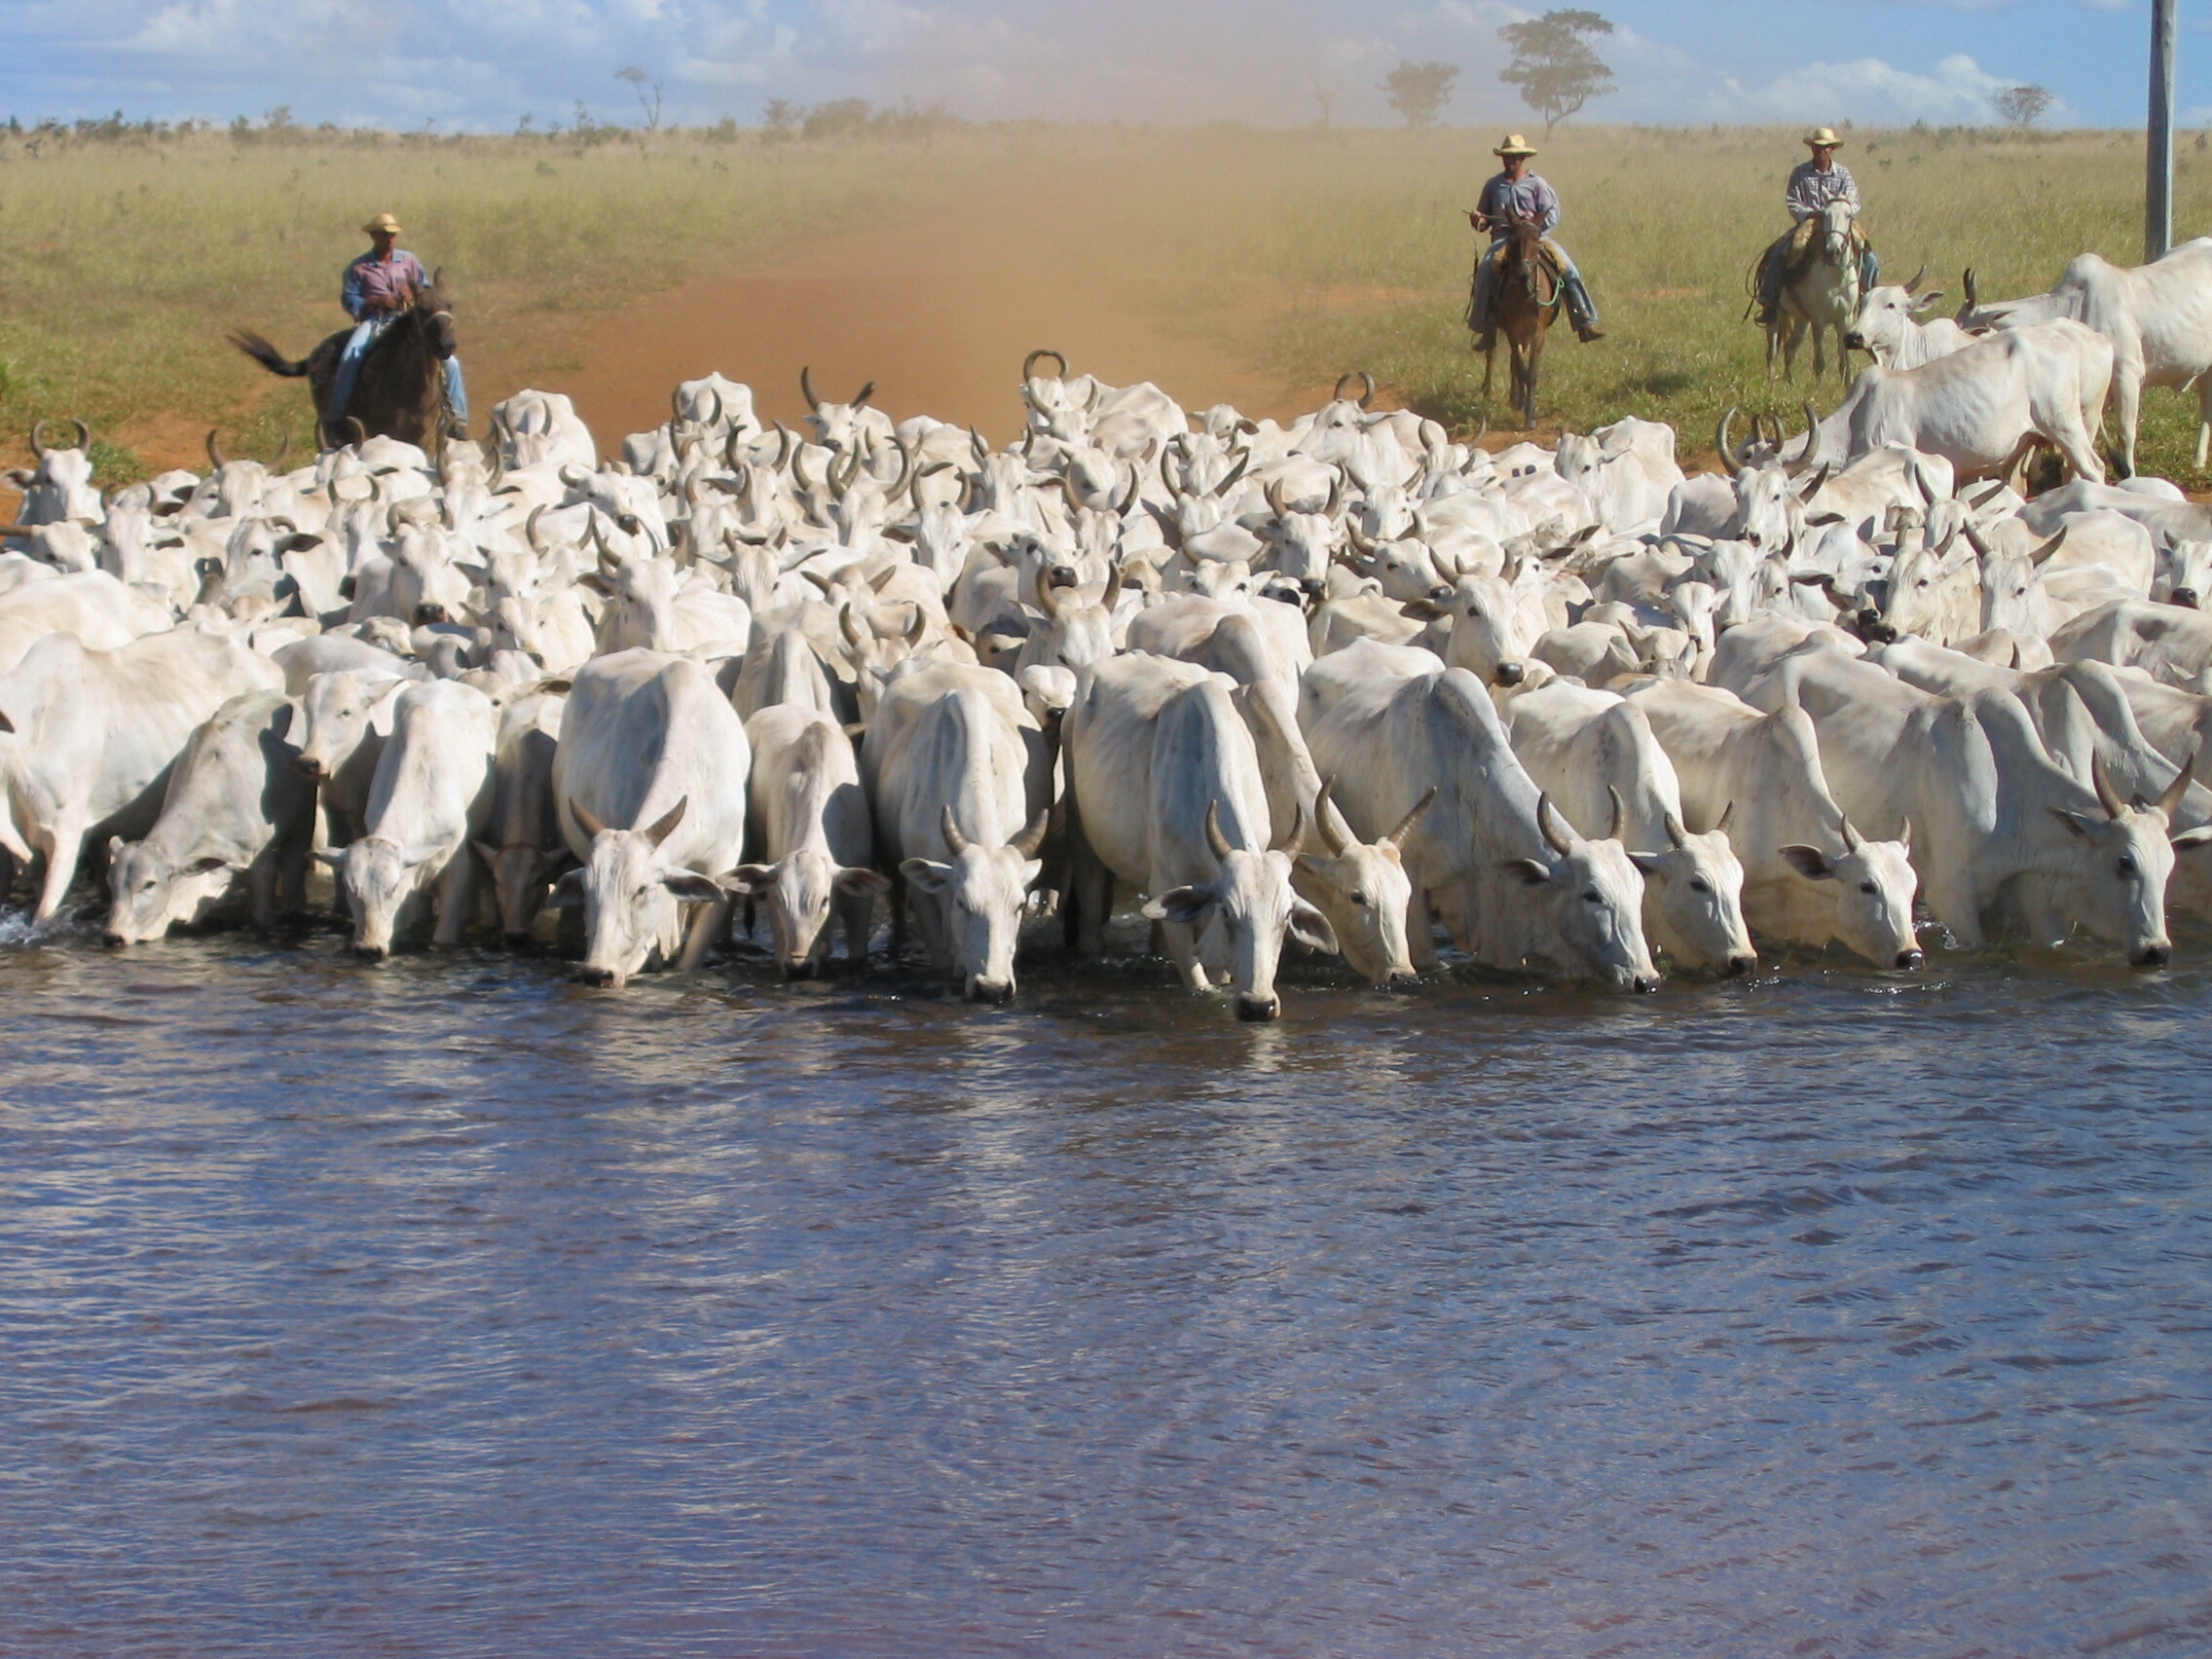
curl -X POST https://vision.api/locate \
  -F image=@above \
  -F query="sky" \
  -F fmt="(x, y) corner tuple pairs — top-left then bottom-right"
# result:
(6, 0), (2211, 133)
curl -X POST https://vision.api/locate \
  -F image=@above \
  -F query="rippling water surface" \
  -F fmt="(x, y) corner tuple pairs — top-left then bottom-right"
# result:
(3, 923), (2209, 1657)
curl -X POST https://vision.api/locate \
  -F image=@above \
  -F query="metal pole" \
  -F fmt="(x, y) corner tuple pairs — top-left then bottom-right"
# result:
(2149, 0), (2177, 262)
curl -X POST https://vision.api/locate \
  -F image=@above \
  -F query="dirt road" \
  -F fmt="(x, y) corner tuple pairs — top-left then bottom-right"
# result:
(467, 202), (1317, 454)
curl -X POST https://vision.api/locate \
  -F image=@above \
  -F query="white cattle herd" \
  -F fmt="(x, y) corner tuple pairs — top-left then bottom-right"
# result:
(8, 252), (2212, 1014)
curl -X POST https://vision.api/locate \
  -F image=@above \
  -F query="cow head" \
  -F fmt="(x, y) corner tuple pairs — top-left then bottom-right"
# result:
(2046, 753), (2201, 968)
(1626, 802), (1756, 976)
(800, 365), (881, 459)
(1412, 571), (1541, 687)
(5, 419), (102, 528)
(1496, 794), (1660, 991)
(1291, 782), (1428, 987)
(295, 671), (408, 783)
(333, 834), (427, 958)
(1144, 801), (1338, 1019)
(102, 834), (238, 947)
(1845, 272), (1946, 361)
(470, 834), (570, 946)
(1780, 817), (1924, 969)
(901, 804), (1049, 1002)
(553, 796), (726, 988)
(729, 846), (890, 977)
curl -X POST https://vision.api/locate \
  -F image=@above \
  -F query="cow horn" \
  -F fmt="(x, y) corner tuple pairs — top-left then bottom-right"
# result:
(570, 797), (609, 840)
(560, 463), (588, 490)
(839, 602), (866, 646)
(773, 422), (795, 471)
(1902, 264), (1927, 295)
(1962, 267), (1979, 313)
(1205, 799), (1234, 861)
(1010, 806), (1051, 859)
(1839, 816), (1863, 853)
(1034, 570), (1061, 619)
(1358, 371), (1376, 408)
(346, 416), (369, 449)
(1787, 401), (1823, 475)
(1715, 407), (1742, 477)
(853, 381), (876, 410)
(1114, 462), (1143, 518)
(644, 797), (687, 848)
(1023, 349), (1067, 382)
(940, 804), (971, 858)
(904, 601), (928, 644)
(2157, 743), (2198, 819)
(1325, 469), (1344, 519)
(526, 504), (548, 553)
(1266, 477), (1287, 520)
(206, 428), (229, 468)
(1333, 373), (1360, 403)
(791, 446), (818, 499)
(1312, 778), (1349, 855)
(889, 435), (916, 501)
(829, 449), (858, 499)
(669, 385), (683, 427)
(706, 389), (723, 431)
(1606, 784), (1627, 841)
(1716, 800), (1736, 833)
(1385, 787), (1436, 848)
(1275, 802), (1307, 858)
(970, 425), (988, 464)
(28, 420), (53, 459)
(1210, 450), (1250, 499)
(1663, 809), (1688, 848)
(67, 416), (91, 452)
(800, 365), (823, 413)
(2091, 752), (2126, 819)
(1536, 793), (1573, 856)
(270, 432), (291, 471)
(2030, 526), (2070, 567)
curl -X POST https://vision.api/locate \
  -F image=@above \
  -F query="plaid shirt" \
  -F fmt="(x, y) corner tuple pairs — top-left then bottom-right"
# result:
(343, 248), (428, 320)
(1477, 171), (1562, 239)
(1786, 161), (1860, 222)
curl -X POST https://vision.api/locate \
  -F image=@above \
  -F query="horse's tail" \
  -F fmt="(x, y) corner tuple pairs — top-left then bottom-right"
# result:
(229, 329), (311, 378)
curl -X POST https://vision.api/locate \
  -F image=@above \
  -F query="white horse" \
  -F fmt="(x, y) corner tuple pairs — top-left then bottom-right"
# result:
(1769, 198), (1863, 386)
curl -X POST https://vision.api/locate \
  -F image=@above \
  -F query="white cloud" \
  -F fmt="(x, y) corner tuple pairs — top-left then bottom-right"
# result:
(1691, 52), (2029, 127)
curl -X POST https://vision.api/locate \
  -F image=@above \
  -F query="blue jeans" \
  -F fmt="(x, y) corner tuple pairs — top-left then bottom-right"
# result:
(1470, 238), (1600, 336)
(330, 316), (469, 433)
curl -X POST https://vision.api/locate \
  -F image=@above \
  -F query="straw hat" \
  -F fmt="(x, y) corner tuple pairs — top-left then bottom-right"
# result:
(1803, 128), (1844, 149)
(362, 211), (403, 237)
(1493, 133), (1538, 158)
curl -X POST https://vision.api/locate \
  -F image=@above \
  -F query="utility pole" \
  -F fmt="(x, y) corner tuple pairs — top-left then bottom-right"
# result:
(2149, 0), (2177, 262)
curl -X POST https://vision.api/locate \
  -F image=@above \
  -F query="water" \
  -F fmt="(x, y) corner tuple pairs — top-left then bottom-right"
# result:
(4, 923), (2209, 1657)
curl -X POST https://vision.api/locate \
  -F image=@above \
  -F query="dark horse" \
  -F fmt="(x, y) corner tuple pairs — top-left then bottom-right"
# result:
(230, 271), (459, 452)
(1466, 212), (1563, 429)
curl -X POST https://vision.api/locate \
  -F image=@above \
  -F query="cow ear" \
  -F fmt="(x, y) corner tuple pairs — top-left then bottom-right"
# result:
(900, 858), (952, 896)
(1400, 598), (1448, 620)
(1495, 858), (1554, 887)
(1, 468), (34, 489)
(662, 871), (725, 903)
(544, 868), (587, 908)
(1913, 290), (1945, 312)
(1778, 844), (1835, 880)
(2170, 826), (2212, 851)
(727, 864), (778, 895)
(2046, 806), (2098, 840)
(834, 867), (894, 896)
(1288, 897), (1339, 956)
(1142, 885), (1216, 925)
(278, 533), (323, 554)
(471, 839), (500, 867)
(1626, 851), (1667, 875)
(184, 855), (235, 876)
(310, 847), (346, 868)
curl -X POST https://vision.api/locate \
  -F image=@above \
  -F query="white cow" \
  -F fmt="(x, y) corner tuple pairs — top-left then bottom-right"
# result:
(1064, 652), (1339, 1019)
(1958, 239), (2212, 474)
(294, 669), (416, 851)
(1300, 642), (1659, 988)
(1626, 679), (1924, 969)
(730, 706), (888, 977)
(1502, 680), (1757, 975)
(102, 690), (314, 944)
(3, 419), (103, 528)
(866, 661), (1052, 1002)
(0, 569), (171, 672)
(1843, 274), (1972, 369)
(472, 683), (569, 945)
(0, 629), (281, 921)
(491, 390), (596, 472)
(327, 679), (498, 958)
(549, 648), (752, 988)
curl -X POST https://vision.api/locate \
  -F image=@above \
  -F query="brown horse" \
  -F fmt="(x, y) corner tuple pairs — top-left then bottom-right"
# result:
(230, 271), (460, 452)
(1468, 212), (1563, 428)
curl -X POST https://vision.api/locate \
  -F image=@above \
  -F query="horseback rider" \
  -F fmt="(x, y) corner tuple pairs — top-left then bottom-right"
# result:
(1468, 134), (1604, 350)
(328, 211), (469, 442)
(1753, 128), (1879, 327)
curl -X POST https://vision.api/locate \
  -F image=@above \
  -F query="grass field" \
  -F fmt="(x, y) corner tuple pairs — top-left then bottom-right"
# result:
(8, 120), (2212, 483)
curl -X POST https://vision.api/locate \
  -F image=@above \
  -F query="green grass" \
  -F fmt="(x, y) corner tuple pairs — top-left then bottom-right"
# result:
(9, 121), (2212, 484)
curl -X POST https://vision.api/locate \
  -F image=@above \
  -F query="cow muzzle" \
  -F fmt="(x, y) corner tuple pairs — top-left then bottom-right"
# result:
(1493, 661), (1526, 687)
(574, 964), (618, 987)
(103, 931), (131, 951)
(1842, 332), (1866, 351)
(2171, 588), (2199, 609)
(296, 756), (327, 780)
(1235, 993), (1281, 1021)
(1630, 974), (1662, 994)
(1724, 952), (1757, 977)
(782, 956), (820, 981)
(1895, 948), (1925, 971)
(2129, 941), (2172, 970)
(352, 941), (387, 962)
(966, 976), (1015, 1005)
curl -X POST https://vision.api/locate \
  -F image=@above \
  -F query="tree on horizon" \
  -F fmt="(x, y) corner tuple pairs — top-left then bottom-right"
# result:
(1381, 61), (1460, 129)
(1498, 10), (1615, 136)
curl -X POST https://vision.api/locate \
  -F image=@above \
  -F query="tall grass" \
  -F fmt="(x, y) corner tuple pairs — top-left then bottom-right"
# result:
(8, 121), (2212, 482)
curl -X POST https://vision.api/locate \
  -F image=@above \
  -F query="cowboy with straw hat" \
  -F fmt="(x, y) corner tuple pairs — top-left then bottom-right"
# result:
(1753, 126), (1877, 327)
(328, 210), (470, 441)
(1467, 133), (1604, 348)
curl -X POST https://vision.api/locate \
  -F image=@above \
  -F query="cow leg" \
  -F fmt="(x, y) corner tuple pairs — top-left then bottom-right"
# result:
(1160, 919), (1210, 991)
(34, 824), (84, 923)
(2113, 364), (2143, 480)
(250, 853), (278, 933)
(1406, 888), (1440, 972)
(2045, 410), (2108, 487)
(676, 897), (729, 970)
(836, 890), (874, 969)
(1061, 801), (1113, 957)
(431, 853), (472, 945)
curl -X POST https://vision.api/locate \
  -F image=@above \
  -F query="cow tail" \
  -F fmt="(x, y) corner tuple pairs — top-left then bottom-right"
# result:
(229, 330), (311, 379)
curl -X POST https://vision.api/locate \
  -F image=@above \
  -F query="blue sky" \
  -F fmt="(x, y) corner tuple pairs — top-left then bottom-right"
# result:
(5, 0), (2208, 131)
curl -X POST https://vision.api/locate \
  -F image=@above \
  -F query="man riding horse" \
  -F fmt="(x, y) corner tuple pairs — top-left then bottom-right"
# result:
(231, 210), (470, 451)
(1753, 129), (1878, 328)
(1467, 134), (1604, 351)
